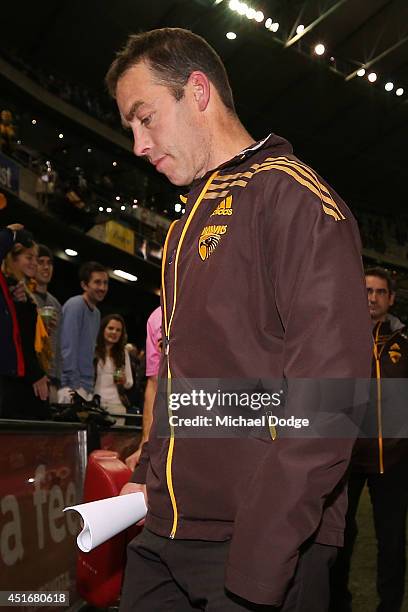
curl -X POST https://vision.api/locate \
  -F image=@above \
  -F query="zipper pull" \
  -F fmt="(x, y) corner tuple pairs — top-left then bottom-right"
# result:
(266, 411), (277, 441)
(164, 336), (170, 356)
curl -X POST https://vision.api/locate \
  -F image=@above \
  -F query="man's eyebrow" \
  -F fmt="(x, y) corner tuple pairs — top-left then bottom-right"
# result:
(125, 100), (144, 123)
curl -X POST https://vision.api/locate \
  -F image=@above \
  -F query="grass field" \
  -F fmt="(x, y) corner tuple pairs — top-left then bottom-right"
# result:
(350, 486), (408, 611)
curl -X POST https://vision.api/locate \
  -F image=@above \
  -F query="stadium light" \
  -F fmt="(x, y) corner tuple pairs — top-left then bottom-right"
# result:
(314, 43), (325, 56)
(113, 270), (138, 282)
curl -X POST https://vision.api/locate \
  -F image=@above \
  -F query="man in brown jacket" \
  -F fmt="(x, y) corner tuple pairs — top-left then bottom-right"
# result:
(331, 268), (408, 612)
(106, 28), (372, 611)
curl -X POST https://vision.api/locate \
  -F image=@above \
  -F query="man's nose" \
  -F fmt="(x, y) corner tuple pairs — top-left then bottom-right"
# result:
(132, 127), (151, 157)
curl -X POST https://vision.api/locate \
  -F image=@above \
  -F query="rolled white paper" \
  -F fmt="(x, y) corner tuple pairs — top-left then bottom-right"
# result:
(64, 493), (147, 552)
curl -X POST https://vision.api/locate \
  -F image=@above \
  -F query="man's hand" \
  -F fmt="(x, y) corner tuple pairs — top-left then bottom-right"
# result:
(33, 376), (49, 401)
(120, 482), (147, 526)
(125, 446), (142, 471)
(10, 280), (27, 302)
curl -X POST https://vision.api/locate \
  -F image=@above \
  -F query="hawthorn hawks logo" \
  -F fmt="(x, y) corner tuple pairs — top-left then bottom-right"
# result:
(198, 225), (227, 261)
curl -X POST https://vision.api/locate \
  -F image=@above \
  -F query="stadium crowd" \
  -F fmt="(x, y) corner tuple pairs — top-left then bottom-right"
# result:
(0, 223), (147, 422)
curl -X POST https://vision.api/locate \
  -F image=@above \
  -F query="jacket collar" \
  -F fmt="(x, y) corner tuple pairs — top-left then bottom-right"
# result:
(373, 314), (405, 338)
(385, 313), (405, 333)
(189, 133), (294, 191)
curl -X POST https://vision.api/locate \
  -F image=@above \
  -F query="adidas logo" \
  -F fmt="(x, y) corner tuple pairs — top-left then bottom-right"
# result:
(211, 195), (233, 216)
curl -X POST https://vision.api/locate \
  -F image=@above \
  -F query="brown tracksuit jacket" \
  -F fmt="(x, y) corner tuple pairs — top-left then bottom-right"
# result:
(352, 315), (408, 473)
(133, 133), (372, 606)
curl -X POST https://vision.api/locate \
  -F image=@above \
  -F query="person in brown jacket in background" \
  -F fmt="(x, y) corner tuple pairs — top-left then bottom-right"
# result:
(106, 28), (372, 611)
(330, 268), (408, 612)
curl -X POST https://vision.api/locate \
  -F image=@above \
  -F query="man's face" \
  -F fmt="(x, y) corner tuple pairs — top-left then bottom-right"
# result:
(36, 256), (53, 285)
(366, 275), (395, 323)
(82, 272), (109, 305)
(116, 61), (209, 186)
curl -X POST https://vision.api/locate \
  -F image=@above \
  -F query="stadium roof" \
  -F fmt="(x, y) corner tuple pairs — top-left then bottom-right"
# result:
(1, 0), (407, 213)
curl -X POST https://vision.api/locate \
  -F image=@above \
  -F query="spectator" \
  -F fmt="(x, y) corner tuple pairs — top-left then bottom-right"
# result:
(35, 170), (48, 209)
(1, 234), (49, 419)
(126, 305), (161, 470)
(58, 261), (108, 402)
(77, 171), (88, 193)
(33, 244), (62, 403)
(0, 224), (25, 413)
(124, 342), (146, 412)
(136, 238), (147, 260)
(35, 163), (57, 210)
(148, 242), (163, 262)
(94, 314), (133, 426)
(65, 189), (85, 210)
(330, 268), (408, 612)
(0, 109), (16, 155)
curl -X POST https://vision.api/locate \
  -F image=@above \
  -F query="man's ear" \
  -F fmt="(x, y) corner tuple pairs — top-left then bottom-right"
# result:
(189, 71), (210, 111)
(80, 280), (87, 292)
(389, 292), (396, 306)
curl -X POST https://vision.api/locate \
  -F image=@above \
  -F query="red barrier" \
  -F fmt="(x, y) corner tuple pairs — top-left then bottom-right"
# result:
(0, 422), (86, 611)
(100, 429), (141, 462)
(76, 450), (141, 608)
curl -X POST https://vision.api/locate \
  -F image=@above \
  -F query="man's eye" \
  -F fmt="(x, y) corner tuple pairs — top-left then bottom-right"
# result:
(141, 115), (152, 126)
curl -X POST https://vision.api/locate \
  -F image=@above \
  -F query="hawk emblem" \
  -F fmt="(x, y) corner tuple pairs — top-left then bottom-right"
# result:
(198, 225), (227, 261)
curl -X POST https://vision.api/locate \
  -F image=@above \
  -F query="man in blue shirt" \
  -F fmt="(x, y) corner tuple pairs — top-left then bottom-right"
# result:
(58, 261), (108, 402)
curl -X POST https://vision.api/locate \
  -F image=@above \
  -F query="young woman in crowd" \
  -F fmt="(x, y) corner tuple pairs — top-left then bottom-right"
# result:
(1, 236), (49, 419)
(94, 314), (133, 425)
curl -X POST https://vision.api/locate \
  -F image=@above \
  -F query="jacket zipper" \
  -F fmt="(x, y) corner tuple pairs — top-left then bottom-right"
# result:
(161, 171), (219, 539)
(373, 325), (384, 474)
(373, 324), (401, 475)
(161, 220), (178, 539)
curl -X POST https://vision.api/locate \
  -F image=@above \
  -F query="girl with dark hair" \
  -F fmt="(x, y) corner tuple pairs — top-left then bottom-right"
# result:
(94, 314), (133, 425)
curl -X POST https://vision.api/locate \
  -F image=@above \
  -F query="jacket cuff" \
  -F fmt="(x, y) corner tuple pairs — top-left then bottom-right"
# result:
(225, 560), (293, 607)
(131, 442), (149, 483)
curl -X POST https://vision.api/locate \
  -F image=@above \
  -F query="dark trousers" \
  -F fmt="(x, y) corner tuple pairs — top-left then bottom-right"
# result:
(330, 462), (408, 612)
(120, 528), (337, 612)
